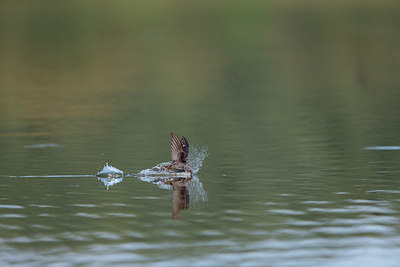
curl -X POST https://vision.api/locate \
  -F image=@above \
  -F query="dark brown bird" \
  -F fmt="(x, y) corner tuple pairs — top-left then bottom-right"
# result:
(160, 133), (194, 175)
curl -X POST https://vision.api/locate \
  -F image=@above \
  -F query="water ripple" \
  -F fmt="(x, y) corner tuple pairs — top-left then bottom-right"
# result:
(367, 190), (400, 194)
(8, 237), (32, 243)
(0, 224), (22, 230)
(38, 213), (56, 217)
(284, 220), (324, 226)
(331, 216), (399, 225)
(347, 199), (386, 204)
(0, 214), (26, 218)
(312, 225), (394, 235)
(93, 232), (121, 240)
(60, 232), (92, 242)
(199, 230), (224, 236)
(364, 146), (400, 150)
(29, 204), (59, 208)
(105, 213), (136, 218)
(0, 205), (24, 209)
(131, 197), (160, 200)
(73, 204), (97, 208)
(309, 206), (395, 214)
(24, 143), (64, 149)
(268, 209), (306, 215)
(123, 231), (144, 239)
(75, 213), (103, 219)
(301, 201), (331, 205)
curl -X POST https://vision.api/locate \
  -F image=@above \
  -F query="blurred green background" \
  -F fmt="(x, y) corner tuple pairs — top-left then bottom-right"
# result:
(1, 0), (400, 175)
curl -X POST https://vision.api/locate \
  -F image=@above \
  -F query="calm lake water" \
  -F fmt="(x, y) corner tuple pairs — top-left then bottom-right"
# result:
(2, 1), (400, 266)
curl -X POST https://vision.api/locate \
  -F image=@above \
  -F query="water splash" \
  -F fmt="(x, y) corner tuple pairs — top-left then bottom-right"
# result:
(188, 145), (208, 174)
(135, 165), (188, 189)
(97, 177), (123, 190)
(189, 176), (208, 204)
(135, 162), (186, 178)
(135, 145), (208, 177)
(96, 163), (124, 178)
(96, 163), (124, 190)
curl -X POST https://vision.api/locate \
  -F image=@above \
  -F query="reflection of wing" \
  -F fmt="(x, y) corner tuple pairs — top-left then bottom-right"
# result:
(171, 181), (190, 219)
(170, 133), (188, 162)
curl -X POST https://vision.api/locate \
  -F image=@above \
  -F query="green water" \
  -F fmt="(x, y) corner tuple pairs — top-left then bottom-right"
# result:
(2, 1), (400, 266)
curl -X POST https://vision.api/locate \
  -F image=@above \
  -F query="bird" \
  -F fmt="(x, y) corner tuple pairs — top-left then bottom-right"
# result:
(160, 133), (194, 176)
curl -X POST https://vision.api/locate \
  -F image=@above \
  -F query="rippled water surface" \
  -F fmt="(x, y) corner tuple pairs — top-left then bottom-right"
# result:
(2, 1), (400, 266)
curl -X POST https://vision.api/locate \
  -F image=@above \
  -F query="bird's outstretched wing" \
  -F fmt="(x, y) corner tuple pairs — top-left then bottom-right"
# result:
(170, 133), (188, 162)
(181, 136), (189, 158)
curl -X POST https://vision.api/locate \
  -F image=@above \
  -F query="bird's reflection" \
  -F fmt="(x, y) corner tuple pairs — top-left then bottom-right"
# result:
(162, 177), (191, 219)
(135, 171), (207, 219)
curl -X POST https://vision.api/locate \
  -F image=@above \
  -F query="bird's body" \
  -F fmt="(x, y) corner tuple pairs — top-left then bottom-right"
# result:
(159, 133), (193, 176)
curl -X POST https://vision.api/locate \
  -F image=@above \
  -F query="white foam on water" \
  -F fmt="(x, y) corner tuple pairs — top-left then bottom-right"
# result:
(96, 163), (123, 177)
(136, 162), (184, 178)
(96, 163), (124, 189)
(97, 177), (123, 190)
